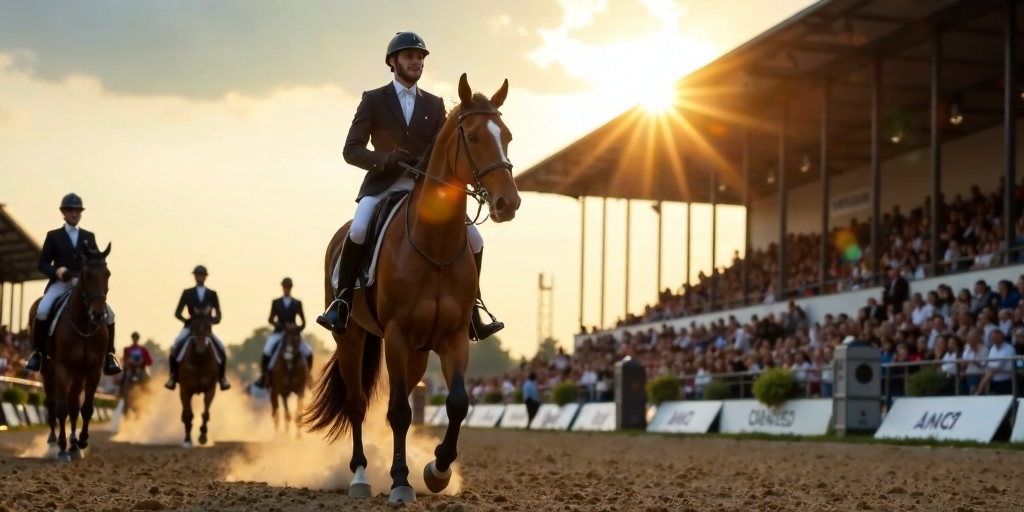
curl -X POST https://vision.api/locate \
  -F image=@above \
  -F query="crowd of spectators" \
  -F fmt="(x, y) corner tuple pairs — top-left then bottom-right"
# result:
(0, 325), (34, 380)
(591, 176), (1024, 332)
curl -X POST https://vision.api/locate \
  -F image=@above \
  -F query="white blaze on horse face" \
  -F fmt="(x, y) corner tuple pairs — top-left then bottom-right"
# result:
(486, 119), (508, 164)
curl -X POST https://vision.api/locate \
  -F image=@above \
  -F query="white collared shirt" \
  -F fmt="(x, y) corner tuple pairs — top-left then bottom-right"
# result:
(64, 223), (80, 247)
(393, 79), (417, 125)
(282, 296), (292, 309)
(196, 285), (207, 302)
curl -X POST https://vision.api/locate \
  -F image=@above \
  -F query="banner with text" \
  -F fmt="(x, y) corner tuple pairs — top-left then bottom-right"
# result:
(529, 404), (564, 430)
(571, 402), (617, 432)
(431, 405), (473, 427)
(720, 399), (832, 436)
(647, 401), (722, 434)
(876, 395), (1013, 443)
(830, 187), (872, 217)
(500, 404), (530, 429)
(0, 403), (21, 428)
(423, 406), (438, 425)
(467, 404), (505, 428)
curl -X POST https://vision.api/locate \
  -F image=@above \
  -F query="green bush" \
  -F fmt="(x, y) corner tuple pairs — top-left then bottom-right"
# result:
(752, 368), (798, 408)
(94, 398), (116, 409)
(27, 392), (45, 406)
(429, 393), (448, 406)
(1, 387), (28, 405)
(482, 390), (503, 404)
(702, 379), (732, 401)
(550, 382), (578, 406)
(511, 388), (524, 404)
(907, 368), (949, 397)
(645, 374), (681, 406)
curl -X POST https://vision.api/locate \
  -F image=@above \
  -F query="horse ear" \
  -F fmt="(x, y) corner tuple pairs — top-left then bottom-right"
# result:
(101, 242), (111, 258)
(490, 79), (509, 109)
(458, 73), (472, 107)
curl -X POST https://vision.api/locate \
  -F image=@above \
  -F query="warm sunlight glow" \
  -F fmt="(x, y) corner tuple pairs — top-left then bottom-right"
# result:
(641, 82), (678, 113)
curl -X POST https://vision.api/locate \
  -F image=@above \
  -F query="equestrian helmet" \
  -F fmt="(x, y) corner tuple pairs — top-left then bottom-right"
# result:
(192, 265), (208, 275)
(281, 277), (293, 287)
(131, 332), (140, 340)
(60, 193), (85, 210)
(385, 31), (428, 69)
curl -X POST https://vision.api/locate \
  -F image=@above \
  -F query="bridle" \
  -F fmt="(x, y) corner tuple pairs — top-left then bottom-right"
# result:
(399, 105), (513, 268)
(63, 262), (109, 337)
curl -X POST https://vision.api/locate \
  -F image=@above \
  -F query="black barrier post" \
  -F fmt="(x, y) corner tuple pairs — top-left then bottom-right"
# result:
(615, 357), (646, 430)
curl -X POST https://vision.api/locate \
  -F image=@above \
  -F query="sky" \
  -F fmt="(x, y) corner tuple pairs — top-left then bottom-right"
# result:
(0, 0), (818, 359)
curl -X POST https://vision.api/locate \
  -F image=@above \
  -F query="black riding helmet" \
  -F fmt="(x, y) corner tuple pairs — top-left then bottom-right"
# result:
(385, 31), (428, 71)
(60, 193), (84, 210)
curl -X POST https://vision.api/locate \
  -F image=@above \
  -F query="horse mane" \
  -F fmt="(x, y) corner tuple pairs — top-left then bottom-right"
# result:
(412, 93), (495, 174)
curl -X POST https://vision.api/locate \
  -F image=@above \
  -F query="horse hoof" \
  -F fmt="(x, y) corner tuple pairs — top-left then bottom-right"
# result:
(198, 434), (208, 445)
(69, 448), (83, 461)
(182, 441), (192, 449)
(57, 451), (71, 462)
(348, 466), (372, 498)
(388, 486), (416, 504)
(423, 461), (452, 494)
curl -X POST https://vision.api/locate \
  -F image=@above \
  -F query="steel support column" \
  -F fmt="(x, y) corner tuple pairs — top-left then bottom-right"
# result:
(932, 33), (943, 276)
(820, 82), (830, 293)
(686, 201), (692, 301)
(710, 167), (718, 308)
(18, 282), (24, 332)
(742, 126), (750, 306)
(871, 60), (882, 285)
(1006, 0), (1018, 262)
(579, 197), (586, 330)
(624, 199), (631, 318)
(778, 100), (788, 299)
(600, 197), (607, 327)
(7, 282), (13, 335)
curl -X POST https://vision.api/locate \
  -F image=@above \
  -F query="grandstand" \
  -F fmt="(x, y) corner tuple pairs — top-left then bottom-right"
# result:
(510, 0), (1024, 398)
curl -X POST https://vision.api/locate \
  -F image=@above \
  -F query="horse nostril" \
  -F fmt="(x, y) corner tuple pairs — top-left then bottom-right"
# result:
(494, 196), (507, 213)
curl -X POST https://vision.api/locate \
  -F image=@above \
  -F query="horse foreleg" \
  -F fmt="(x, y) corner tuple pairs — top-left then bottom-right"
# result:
(180, 389), (194, 448)
(424, 339), (470, 494)
(78, 370), (101, 451)
(67, 377), (84, 460)
(282, 391), (291, 436)
(294, 392), (304, 439)
(198, 387), (214, 446)
(335, 330), (371, 499)
(382, 333), (414, 504)
(270, 388), (280, 434)
(54, 366), (72, 462)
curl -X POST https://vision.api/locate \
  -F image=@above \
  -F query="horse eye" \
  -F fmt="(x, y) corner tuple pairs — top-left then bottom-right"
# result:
(467, 134), (478, 143)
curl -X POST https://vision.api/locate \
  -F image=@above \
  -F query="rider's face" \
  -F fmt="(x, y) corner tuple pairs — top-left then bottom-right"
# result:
(194, 273), (207, 286)
(61, 208), (82, 226)
(282, 285), (292, 296)
(392, 50), (425, 84)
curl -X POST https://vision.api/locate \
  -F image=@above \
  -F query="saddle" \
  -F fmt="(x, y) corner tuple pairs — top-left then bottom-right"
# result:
(46, 291), (75, 337)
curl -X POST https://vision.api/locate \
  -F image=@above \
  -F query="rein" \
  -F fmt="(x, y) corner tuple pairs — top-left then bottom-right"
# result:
(398, 107), (513, 268)
(62, 274), (106, 338)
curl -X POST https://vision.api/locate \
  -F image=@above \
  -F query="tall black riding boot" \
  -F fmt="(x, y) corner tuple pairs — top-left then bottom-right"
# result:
(24, 317), (48, 372)
(165, 356), (179, 390)
(104, 322), (122, 376)
(316, 235), (367, 335)
(255, 354), (270, 389)
(469, 249), (504, 341)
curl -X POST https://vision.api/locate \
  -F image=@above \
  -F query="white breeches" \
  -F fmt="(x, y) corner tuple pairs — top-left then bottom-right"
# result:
(37, 280), (114, 324)
(263, 332), (312, 357)
(171, 327), (225, 354)
(349, 177), (483, 253)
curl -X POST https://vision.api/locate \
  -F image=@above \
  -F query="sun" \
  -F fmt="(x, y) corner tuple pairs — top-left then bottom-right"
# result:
(641, 82), (678, 114)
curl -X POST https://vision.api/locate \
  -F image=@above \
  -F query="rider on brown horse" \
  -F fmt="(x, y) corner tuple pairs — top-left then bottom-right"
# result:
(314, 31), (504, 342)
(254, 277), (312, 389)
(123, 332), (153, 370)
(24, 193), (121, 376)
(164, 265), (231, 391)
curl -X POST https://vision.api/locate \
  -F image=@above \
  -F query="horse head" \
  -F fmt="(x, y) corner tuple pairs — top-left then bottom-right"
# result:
(451, 73), (521, 223)
(80, 241), (112, 326)
(282, 323), (301, 362)
(189, 306), (214, 354)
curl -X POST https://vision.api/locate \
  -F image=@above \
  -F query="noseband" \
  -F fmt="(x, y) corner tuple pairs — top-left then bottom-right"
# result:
(64, 267), (109, 337)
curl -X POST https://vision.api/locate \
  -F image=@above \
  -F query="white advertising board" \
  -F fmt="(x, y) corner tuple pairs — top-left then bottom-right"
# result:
(423, 405), (438, 425)
(1, 403), (21, 428)
(466, 404), (505, 428)
(646, 401), (722, 434)
(528, 404), (563, 430)
(431, 405), (473, 427)
(876, 395), (1013, 443)
(499, 404), (530, 428)
(720, 399), (832, 436)
(570, 402), (616, 432)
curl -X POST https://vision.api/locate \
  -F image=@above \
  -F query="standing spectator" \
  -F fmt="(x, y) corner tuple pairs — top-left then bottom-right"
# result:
(975, 330), (1015, 395)
(522, 372), (540, 427)
(883, 268), (910, 313)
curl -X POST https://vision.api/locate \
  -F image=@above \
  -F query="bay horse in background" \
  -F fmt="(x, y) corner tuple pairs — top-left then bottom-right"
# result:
(117, 354), (150, 420)
(176, 306), (220, 448)
(304, 73), (521, 503)
(269, 323), (309, 436)
(29, 241), (113, 462)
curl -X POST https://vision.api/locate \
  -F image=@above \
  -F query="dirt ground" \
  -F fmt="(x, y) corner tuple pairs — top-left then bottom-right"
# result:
(2, 424), (1024, 512)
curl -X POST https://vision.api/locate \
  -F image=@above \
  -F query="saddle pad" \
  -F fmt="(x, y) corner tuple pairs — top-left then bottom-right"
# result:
(47, 291), (74, 337)
(267, 333), (306, 371)
(174, 336), (223, 364)
(331, 191), (410, 292)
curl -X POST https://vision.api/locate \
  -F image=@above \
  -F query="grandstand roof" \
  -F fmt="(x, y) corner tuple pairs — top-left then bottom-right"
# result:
(514, 0), (1021, 205)
(0, 204), (45, 284)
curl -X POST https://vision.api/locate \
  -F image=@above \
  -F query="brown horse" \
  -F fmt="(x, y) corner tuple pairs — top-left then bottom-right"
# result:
(117, 355), (150, 420)
(269, 324), (309, 436)
(175, 306), (219, 448)
(29, 241), (112, 462)
(304, 73), (521, 503)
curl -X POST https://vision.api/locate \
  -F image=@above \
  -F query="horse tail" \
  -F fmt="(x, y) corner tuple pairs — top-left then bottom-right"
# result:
(303, 332), (383, 442)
